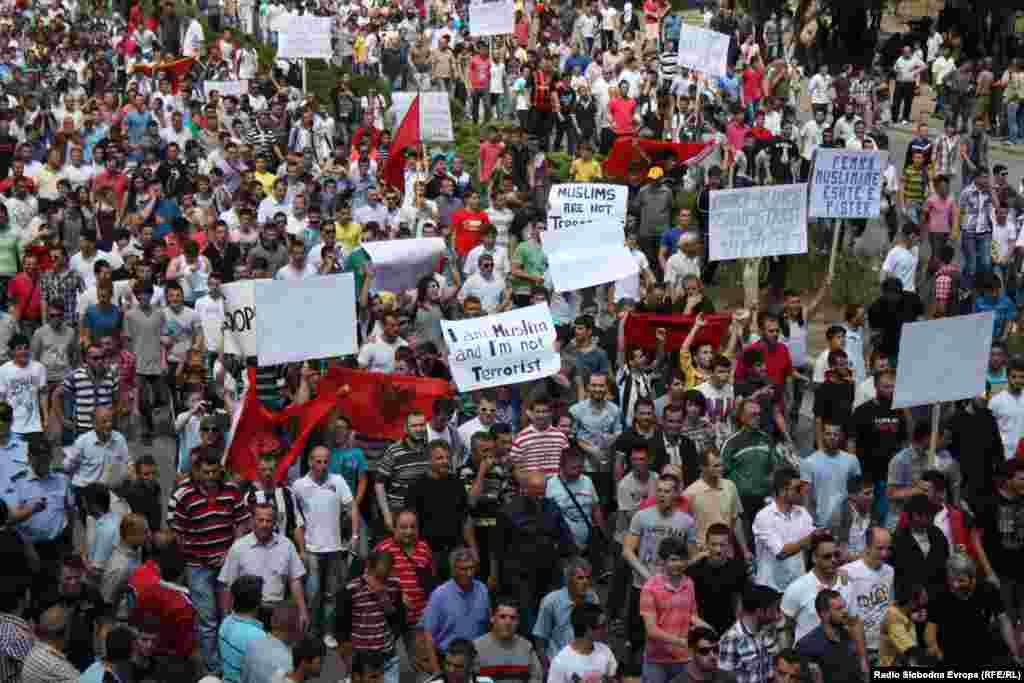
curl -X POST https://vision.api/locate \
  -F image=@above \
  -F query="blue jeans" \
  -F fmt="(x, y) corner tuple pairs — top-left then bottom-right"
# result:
(305, 551), (348, 637)
(961, 231), (993, 291)
(643, 658), (688, 683)
(1009, 102), (1023, 143)
(186, 565), (222, 675)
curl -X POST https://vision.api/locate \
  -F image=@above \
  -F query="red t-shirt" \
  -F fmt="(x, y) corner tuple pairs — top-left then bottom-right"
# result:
(735, 340), (794, 387)
(478, 142), (505, 183)
(469, 55), (491, 90)
(609, 97), (637, 135)
(452, 209), (490, 258)
(128, 560), (198, 658)
(7, 273), (42, 321)
(742, 66), (765, 103)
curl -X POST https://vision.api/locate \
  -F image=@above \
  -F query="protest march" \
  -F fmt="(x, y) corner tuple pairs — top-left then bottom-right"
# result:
(1, 0), (1024, 682)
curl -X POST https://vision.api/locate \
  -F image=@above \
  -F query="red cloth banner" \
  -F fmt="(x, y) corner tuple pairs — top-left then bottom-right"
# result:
(624, 312), (733, 352)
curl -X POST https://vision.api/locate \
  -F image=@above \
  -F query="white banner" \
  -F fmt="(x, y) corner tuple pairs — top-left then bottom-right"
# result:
(218, 280), (257, 357)
(442, 303), (560, 391)
(808, 149), (887, 218)
(277, 15), (333, 60)
(709, 184), (808, 261)
(893, 313), (994, 409)
(677, 24), (730, 78)
(541, 220), (638, 292)
(254, 273), (358, 367)
(362, 238), (447, 294)
(204, 80), (249, 98)
(390, 92), (455, 142)
(546, 183), (628, 232)
(469, 0), (516, 36)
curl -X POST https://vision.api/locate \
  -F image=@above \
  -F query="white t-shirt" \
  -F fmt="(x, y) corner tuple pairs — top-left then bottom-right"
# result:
(194, 294), (225, 352)
(459, 273), (506, 313)
(290, 473), (354, 553)
(357, 337), (409, 373)
(547, 642), (618, 683)
(781, 569), (854, 645)
(881, 244), (918, 293)
(841, 559), (894, 652)
(0, 360), (47, 434)
(601, 6), (618, 30)
(70, 251), (125, 290)
(613, 249), (649, 302)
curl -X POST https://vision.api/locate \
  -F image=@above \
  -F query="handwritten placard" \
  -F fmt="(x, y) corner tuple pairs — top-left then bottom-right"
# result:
(809, 149), (887, 218)
(442, 303), (560, 391)
(469, 0), (516, 36)
(677, 24), (730, 78)
(546, 183), (628, 232)
(709, 184), (809, 261)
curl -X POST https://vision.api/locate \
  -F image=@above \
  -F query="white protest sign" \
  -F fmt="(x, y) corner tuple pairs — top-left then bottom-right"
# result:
(546, 183), (628, 232)
(541, 220), (639, 292)
(808, 149), (887, 218)
(254, 274), (358, 367)
(892, 313), (994, 410)
(219, 280), (257, 357)
(708, 184), (808, 261)
(677, 24), (730, 78)
(204, 80), (249, 98)
(442, 304), (560, 391)
(362, 238), (447, 294)
(469, 0), (516, 36)
(277, 15), (333, 60)
(391, 92), (455, 142)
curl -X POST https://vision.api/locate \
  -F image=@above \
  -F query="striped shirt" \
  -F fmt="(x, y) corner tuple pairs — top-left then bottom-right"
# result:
(62, 367), (119, 433)
(473, 633), (543, 683)
(375, 439), (430, 511)
(18, 641), (78, 683)
(169, 480), (251, 567)
(509, 426), (569, 477)
(900, 165), (928, 205)
(342, 574), (403, 655)
(0, 612), (34, 683)
(375, 538), (433, 627)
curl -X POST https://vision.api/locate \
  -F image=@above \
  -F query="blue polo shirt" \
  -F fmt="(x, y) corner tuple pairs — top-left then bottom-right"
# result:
(419, 579), (491, 652)
(0, 434), (28, 508)
(219, 613), (266, 683)
(13, 470), (73, 542)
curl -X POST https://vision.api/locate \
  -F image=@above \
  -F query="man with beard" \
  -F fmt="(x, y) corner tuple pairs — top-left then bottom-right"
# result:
(686, 522), (749, 636)
(116, 454), (162, 533)
(375, 412), (430, 534)
(849, 369), (907, 525)
(929, 553), (1022, 667)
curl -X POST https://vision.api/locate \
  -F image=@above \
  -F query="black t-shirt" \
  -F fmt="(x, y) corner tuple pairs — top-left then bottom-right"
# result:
(405, 473), (471, 548)
(867, 292), (925, 358)
(977, 493), (1024, 576)
(458, 458), (513, 524)
(930, 584), (1005, 667)
(795, 625), (862, 683)
(849, 400), (907, 480)
(769, 139), (800, 183)
(813, 378), (855, 430)
(686, 557), (748, 636)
